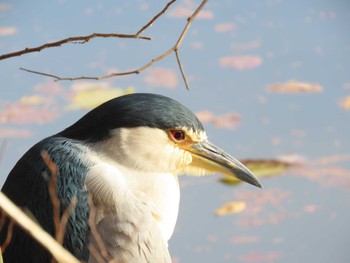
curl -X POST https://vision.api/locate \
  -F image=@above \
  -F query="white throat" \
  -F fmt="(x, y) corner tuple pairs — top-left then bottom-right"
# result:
(120, 166), (180, 241)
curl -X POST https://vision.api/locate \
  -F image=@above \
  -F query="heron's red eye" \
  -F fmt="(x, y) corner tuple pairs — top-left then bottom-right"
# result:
(170, 130), (185, 141)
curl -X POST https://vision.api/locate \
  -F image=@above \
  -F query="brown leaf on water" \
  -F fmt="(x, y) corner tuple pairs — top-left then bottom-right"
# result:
(219, 55), (263, 70)
(230, 235), (260, 244)
(238, 211), (294, 228)
(34, 82), (67, 96)
(239, 251), (281, 262)
(303, 204), (321, 214)
(144, 67), (178, 89)
(339, 96), (350, 110)
(215, 201), (246, 216)
(171, 257), (180, 263)
(292, 154), (350, 189)
(169, 4), (214, 20)
(277, 153), (307, 164)
(294, 166), (350, 188)
(266, 80), (322, 94)
(215, 22), (236, 33)
(312, 154), (350, 165)
(234, 188), (294, 227)
(0, 128), (33, 138)
(196, 111), (241, 129)
(0, 101), (58, 124)
(0, 26), (17, 36)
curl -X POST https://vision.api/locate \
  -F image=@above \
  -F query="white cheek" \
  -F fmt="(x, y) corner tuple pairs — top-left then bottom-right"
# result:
(119, 127), (180, 173)
(93, 127), (195, 174)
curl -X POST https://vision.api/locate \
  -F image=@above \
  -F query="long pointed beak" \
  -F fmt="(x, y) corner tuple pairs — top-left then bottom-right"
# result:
(188, 140), (262, 188)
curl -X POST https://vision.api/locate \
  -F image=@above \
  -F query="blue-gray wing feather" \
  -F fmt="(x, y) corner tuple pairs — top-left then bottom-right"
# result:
(1, 137), (91, 262)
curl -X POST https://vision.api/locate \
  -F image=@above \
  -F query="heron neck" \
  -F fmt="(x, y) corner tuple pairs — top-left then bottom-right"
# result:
(123, 168), (180, 242)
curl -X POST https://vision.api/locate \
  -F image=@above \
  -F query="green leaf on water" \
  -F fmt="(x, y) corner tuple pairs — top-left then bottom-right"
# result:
(220, 159), (292, 186)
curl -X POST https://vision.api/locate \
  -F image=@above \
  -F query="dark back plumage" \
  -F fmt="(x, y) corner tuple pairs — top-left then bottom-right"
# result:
(1, 138), (91, 262)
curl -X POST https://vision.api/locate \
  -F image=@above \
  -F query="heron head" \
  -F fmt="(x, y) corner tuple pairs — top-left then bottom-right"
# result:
(60, 93), (262, 188)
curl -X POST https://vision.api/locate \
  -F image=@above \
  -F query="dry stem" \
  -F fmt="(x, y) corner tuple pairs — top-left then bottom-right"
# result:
(56, 197), (78, 245)
(0, 219), (14, 252)
(41, 152), (61, 245)
(41, 151), (80, 263)
(0, 192), (80, 263)
(87, 195), (111, 262)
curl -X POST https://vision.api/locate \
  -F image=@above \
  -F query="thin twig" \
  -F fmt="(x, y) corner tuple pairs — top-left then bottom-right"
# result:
(41, 151), (61, 246)
(87, 195), (111, 262)
(20, 0), (208, 89)
(0, 33), (151, 61)
(0, 192), (80, 263)
(174, 0), (208, 48)
(0, 211), (6, 229)
(0, 219), (14, 252)
(20, 68), (101, 81)
(56, 197), (78, 245)
(87, 244), (106, 263)
(135, 0), (177, 37)
(175, 50), (190, 90)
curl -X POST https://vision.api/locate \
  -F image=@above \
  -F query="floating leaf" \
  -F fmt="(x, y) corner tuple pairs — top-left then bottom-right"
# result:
(312, 154), (350, 165)
(266, 80), (323, 93)
(0, 128), (33, 138)
(303, 204), (321, 214)
(339, 96), (350, 110)
(230, 235), (260, 244)
(239, 251), (281, 262)
(220, 159), (292, 186)
(215, 201), (246, 216)
(144, 67), (178, 89)
(20, 95), (47, 105)
(66, 86), (134, 110)
(219, 55), (263, 70)
(196, 110), (241, 129)
(0, 102), (58, 124)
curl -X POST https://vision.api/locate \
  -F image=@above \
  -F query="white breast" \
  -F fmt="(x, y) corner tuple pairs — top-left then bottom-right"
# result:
(85, 157), (180, 243)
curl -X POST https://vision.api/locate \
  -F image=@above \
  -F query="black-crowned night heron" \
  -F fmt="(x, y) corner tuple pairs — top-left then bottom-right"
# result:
(0, 93), (261, 262)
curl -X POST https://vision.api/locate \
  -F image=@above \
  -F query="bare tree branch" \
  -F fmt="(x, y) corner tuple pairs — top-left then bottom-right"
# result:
(0, 0), (179, 61)
(19, 68), (100, 81)
(19, 0), (208, 89)
(0, 33), (151, 61)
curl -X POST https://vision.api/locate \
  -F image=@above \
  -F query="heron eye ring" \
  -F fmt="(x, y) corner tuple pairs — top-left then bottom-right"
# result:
(170, 130), (185, 141)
